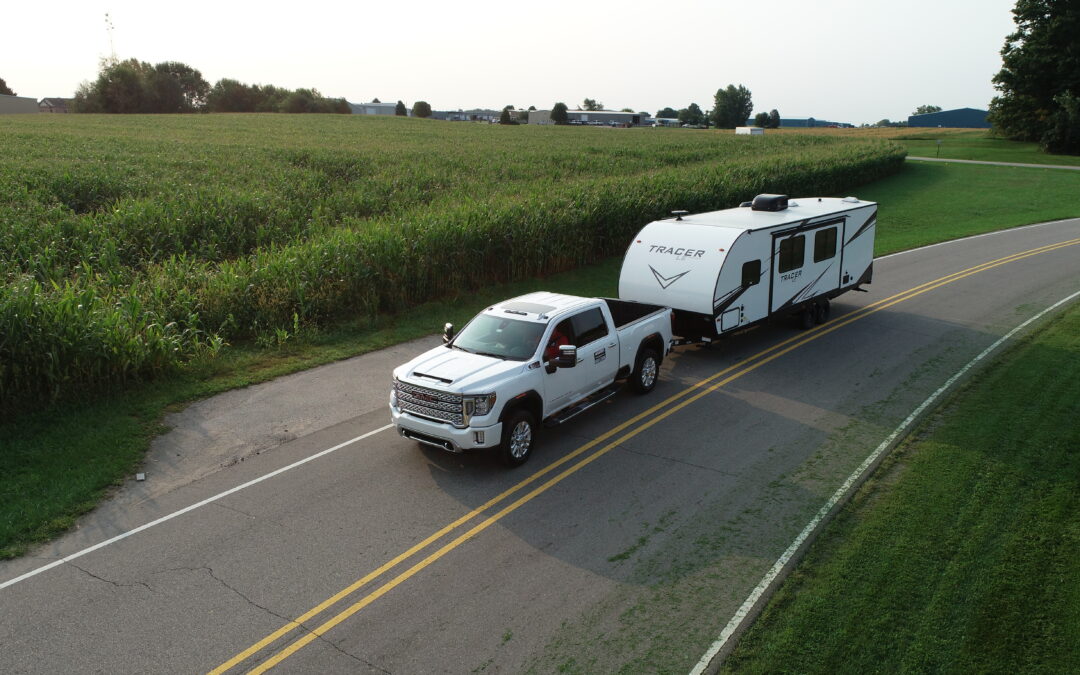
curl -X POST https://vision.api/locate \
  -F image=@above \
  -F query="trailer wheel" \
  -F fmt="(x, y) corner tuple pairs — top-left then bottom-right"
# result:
(799, 306), (815, 330)
(629, 348), (660, 394)
(818, 298), (831, 323)
(500, 409), (536, 467)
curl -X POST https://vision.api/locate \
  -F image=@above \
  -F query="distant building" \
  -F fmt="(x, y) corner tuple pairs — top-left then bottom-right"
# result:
(529, 109), (644, 126)
(744, 117), (853, 128)
(39, 98), (71, 113)
(907, 107), (990, 129)
(349, 101), (404, 116)
(0, 94), (39, 114)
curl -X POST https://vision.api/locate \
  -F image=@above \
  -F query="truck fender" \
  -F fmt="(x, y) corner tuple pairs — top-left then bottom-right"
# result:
(638, 333), (666, 363)
(499, 390), (543, 425)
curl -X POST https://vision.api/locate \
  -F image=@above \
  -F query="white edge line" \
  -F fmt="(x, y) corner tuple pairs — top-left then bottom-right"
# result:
(0, 424), (394, 592)
(688, 288), (1080, 675)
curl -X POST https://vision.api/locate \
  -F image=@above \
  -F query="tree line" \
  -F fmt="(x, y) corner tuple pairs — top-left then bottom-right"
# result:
(72, 58), (350, 114)
(989, 0), (1079, 154)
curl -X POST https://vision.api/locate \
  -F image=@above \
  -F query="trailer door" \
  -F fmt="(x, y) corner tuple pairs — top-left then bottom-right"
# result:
(770, 219), (845, 314)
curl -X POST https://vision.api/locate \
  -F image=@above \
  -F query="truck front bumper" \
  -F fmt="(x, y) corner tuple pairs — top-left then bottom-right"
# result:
(390, 407), (502, 453)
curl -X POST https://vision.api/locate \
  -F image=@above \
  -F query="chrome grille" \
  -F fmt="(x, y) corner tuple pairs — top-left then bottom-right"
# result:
(396, 381), (463, 426)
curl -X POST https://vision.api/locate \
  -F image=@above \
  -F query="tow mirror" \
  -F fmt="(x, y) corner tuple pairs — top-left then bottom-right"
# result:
(556, 345), (577, 368)
(443, 322), (455, 344)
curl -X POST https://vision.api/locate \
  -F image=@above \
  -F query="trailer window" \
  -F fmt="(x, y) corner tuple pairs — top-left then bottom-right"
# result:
(814, 227), (837, 263)
(778, 236), (805, 273)
(742, 260), (761, 287)
(571, 308), (609, 346)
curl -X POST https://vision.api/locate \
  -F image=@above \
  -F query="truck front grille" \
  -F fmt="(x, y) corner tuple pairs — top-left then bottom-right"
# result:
(395, 381), (463, 427)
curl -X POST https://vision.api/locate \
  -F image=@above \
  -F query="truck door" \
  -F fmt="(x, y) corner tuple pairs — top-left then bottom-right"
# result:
(770, 219), (845, 313)
(541, 318), (579, 415)
(569, 306), (619, 393)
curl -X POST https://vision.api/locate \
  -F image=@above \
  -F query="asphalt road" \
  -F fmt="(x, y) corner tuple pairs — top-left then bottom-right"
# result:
(3, 219), (1078, 674)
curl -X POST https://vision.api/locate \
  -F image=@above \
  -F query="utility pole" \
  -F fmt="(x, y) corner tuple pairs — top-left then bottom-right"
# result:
(104, 13), (117, 65)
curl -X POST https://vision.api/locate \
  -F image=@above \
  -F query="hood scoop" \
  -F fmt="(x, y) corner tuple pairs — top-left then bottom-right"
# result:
(412, 371), (454, 384)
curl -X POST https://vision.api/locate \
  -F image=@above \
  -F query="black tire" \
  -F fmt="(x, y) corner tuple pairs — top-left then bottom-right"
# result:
(819, 298), (831, 323)
(500, 409), (536, 467)
(799, 306), (815, 330)
(629, 348), (661, 394)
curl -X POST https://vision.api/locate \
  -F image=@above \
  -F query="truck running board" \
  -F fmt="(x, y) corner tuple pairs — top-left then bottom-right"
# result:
(544, 384), (621, 428)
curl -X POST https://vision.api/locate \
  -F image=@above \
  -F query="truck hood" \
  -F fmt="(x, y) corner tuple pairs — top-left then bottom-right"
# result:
(394, 346), (529, 393)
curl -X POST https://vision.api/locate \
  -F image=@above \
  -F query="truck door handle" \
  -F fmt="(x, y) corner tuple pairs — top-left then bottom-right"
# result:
(607, 343), (616, 348)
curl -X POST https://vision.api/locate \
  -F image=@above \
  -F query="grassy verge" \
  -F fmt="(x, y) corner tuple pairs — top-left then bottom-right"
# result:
(861, 160), (1080, 254)
(3, 158), (1079, 560)
(894, 129), (1080, 166)
(722, 300), (1080, 673)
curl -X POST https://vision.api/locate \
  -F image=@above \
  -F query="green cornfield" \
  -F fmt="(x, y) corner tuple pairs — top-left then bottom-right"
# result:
(0, 114), (905, 407)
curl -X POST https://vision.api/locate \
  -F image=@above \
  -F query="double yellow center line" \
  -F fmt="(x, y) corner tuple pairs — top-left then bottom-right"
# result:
(211, 237), (1080, 674)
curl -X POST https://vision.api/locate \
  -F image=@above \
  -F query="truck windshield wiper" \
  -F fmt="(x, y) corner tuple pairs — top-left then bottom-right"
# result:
(473, 351), (507, 360)
(450, 343), (472, 353)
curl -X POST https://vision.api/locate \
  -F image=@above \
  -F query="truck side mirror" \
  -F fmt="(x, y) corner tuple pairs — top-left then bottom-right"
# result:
(443, 322), (455, 344)
(556, 345), (577, 368)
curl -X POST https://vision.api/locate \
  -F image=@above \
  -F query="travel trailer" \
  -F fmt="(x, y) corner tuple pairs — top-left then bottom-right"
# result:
(618, 194), (876, 341)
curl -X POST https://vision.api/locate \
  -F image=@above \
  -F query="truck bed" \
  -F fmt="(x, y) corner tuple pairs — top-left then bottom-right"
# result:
(603, 298), (669, 330)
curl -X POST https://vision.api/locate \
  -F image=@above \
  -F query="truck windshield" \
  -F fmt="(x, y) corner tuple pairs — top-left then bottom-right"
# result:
(452, 315), (545, 361)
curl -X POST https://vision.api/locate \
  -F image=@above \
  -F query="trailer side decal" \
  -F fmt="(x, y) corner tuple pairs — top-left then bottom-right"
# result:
(649, 265), (691, 289)
(844, 210), (878, 246)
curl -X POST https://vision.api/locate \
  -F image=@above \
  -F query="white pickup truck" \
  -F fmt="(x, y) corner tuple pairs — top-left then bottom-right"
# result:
(390, 292), (674, 466)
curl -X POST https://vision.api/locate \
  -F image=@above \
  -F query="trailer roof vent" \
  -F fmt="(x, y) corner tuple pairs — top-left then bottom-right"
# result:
(751, 194), (789, 212)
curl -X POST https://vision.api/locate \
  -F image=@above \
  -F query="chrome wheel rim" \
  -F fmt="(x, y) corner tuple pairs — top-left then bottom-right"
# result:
(509, 420), (532, 459)
(640, 357), (657, 389)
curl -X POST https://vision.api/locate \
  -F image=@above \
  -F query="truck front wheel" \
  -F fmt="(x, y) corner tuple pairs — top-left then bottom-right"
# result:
(629, 348), (660, 394)
(500, 409), (536, 467)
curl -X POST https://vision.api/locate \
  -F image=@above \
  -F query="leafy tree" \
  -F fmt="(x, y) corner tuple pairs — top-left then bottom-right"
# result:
(620, 107), (634, 113)
(678, 102), (705, 126)
(551, 102), (569, 124)
(372, 97), (381, 103)
(712, 84), (753, 128)
(656, 107), (678, 119)
(989, 0), (1080, 153)
(528, 105), (536, 111)
(753, 112), (770, 127)
(412, 100), (432, 118)
(499, 107), (515, 124)
(912, 104), (943, 115)
(582, 98), (603, 111)
(876, 119), (893, 127)
(768, 109), (781, 128)
(395, 100), (407, 116)
(0, 77), (15, 96)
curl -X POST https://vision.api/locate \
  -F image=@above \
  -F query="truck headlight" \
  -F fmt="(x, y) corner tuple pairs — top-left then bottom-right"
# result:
(463, 393), (496, 418)
(390, 378), (399, 409)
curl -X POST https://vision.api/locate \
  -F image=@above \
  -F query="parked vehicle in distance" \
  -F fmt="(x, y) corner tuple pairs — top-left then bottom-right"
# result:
(390, 293), (674, 466)
(619, 194), (876, 341)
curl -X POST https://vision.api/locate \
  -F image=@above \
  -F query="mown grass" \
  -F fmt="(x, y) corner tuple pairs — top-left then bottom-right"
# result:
(860, 160), (1080, 254)
(722, 300), (1080, 674)
(0, 114), (905, 408)
(896, 130), (1080, 166)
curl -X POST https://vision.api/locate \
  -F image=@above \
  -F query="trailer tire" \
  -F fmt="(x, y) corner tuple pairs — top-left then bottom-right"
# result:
(629, 348), (660, 394)
(818, 298), (831, 323)
(500, 409), (536, 467)
(799, 306), (815, 330)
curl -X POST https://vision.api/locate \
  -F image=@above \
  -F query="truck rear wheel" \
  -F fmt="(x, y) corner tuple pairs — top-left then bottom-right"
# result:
(629, 348), (660, 394)
(500, 409), (536, 467)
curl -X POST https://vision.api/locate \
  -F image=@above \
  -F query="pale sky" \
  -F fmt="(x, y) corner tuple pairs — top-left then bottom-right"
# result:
(5, 0), (1017, 125)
